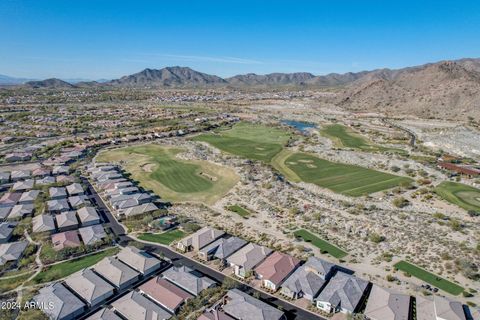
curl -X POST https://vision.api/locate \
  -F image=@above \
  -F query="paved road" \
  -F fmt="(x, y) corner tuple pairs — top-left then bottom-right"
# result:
(83, 177), (327, 320)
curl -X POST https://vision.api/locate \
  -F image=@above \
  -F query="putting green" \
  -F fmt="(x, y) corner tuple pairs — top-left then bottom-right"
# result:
(435, 181), (480, 211)
(192, 122), (292, 162)
(283, 152), (412, 196)
(96, 144), (238, 204)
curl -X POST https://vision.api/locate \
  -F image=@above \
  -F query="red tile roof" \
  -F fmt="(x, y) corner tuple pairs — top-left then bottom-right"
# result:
(139, 277), (193, 311)
(51, 231), (81, 251)
(438, 162), (480, 176)
(254, 251), (300, 286)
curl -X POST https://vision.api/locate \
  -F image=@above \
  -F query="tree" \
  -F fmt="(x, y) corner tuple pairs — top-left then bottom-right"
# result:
(392, 196), (409, 208)
(369, 233), (386, 243)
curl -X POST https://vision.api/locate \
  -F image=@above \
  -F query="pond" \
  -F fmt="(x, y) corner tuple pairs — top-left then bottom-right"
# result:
(281, 120), (317, 133)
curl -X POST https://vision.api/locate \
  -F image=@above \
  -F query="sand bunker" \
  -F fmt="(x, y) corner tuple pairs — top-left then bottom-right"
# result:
(298, 159), (314, 163)
(306, 164), (317, 168)
(200, 172), (218, 182)
(141, 163), (155, 172)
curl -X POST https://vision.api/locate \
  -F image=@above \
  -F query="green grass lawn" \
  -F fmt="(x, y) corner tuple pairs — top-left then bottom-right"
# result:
(394, 260), (464, 295)
(0, 272), (34, 293)
(29, 247), (119, 285)
(138, 229), (187, 245)
(96, 144), (238, 204)
(434, 181), (480, 212)
(284, 152), (412, 196)
(293, 229), (347, 259)
(226, 204), (251, 218)
(192, 122), (293, 162)
(322, 124), (406, 154)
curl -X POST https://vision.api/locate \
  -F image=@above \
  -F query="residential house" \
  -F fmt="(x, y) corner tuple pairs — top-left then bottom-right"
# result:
(78, 225), (107, 246)
(120, 202), (158, 219)
(47, 199), (71, 213)
(0, 171), (10, 184)
(56, 175), (75, 183)
(110, 193), (151, 209)
(364, 285), (412, 320)
(221, 288), (286, 320)
(77, 206), (101, 226)
(254, 251), (300, 291)
(434, 296), (466, 320)
(0, 192), (21, 208)
(18, 190), (41, 204)
(0, 222), (17, 243)
(198, 310), (235, 320)
(0, 207), (12, 220)
(315, 272), (369, 314)
(49, 187), (68, 199)
(32, 167), (51, 178)
(33, 282), (85, 320)
(110, 186), (139, 196)
(69, 195), (90, 209)
(0, 241), (28, 265)
(12, 179), (34, 191)
(416, 296), (435, 320)
(5, 152), (31, 162)
(64, 268), (115, 307)
(93, 256), (140, 290)
(198, 236), (247, 262)
(116, 246), (161, 276)
(111, 291), (172, 320)
(280, 256), (334, 301)
(177, 226), (225, 252)
(86, 308), (122, 320)
(162, 266), (216, 296)
(52, 231), (81, 251)
(66, 183), (84, 196)
(139, 276), (193, 313)
(10, 170), (30, 181)
(32, 214), (56, 233)
(36, 175), (56, 185)
(52, 166), (70, 176)
(8, 203), (34, 219)
(226, 243), (273, 279)
(56, 211), (79, 231)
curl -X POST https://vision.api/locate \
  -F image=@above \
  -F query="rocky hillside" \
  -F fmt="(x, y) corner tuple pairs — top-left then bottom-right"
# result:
(24, 78), (76, 89)
(108, 66), (227, 87)
(337, 60), (480, 120)
(226, 72), (316, 86)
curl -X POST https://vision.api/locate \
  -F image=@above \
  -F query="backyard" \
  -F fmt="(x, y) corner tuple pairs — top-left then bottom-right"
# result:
(394, 260), (464, 295)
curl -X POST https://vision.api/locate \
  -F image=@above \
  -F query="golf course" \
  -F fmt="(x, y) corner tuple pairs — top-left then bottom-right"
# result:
(321, 124), (406, 154)
(283, 152), (412, 196)
(96, 144), (238, 204)
(193, 122), (410, 197)
(192, 122), (292, 162)
(435, 181), (480, 212)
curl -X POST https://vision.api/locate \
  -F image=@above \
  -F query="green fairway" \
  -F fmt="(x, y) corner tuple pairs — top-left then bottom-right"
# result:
(284, 152), (412, 196)
(192, 122), (292, 162)
(138, 229), (186, 245)
(434, 181), (480, 212)
(293, 229), (347, 259)
(322, 124), (406, 154)
(29, 247), (119, 285)
(226, 204), (251, 218)
(96, 144), (238, 204)
(394, 260), (464, 295)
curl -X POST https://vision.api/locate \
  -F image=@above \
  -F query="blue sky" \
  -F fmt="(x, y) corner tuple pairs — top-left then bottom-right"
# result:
(1, 0), (479, 79)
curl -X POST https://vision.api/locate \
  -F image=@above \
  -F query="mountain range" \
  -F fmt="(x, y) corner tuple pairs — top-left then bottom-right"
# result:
(4, 59), (479, 90)
(3, 58), (480, 119)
